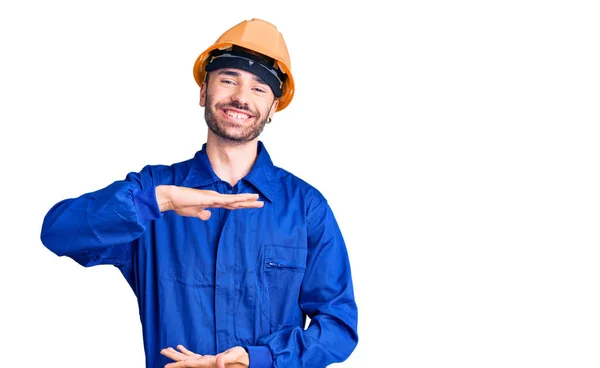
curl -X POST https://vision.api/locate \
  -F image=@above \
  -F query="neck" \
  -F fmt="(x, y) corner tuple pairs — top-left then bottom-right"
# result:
(205, 133), (259, 187)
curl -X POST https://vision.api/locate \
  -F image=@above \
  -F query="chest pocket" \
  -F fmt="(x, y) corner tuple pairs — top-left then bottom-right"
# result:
(265, 244), (307, 271)
(263, 244), (307, 330)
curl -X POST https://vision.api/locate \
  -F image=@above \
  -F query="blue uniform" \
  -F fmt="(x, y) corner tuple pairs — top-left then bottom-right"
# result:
(41, 141), (358, 368)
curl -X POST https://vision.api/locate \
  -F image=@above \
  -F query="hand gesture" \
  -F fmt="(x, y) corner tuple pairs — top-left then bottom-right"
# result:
(157, 185), (264, 220)
(161, 345), (249, 368)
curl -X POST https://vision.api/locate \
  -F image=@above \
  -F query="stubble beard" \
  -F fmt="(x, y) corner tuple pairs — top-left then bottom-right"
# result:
(205, 93), (268, 144)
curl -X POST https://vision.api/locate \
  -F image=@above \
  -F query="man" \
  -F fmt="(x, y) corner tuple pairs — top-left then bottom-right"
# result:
(41, 18), (358, 368)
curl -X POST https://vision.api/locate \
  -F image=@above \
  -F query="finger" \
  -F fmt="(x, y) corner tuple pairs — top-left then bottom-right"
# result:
(196, 209), (211, 221)
(177, 344), (202, 358)
(161, 347), (187, 361)
(210, 193), (260, 206)
(216, 354), (226, 368)
(165, 360), (193, 368)
(210, 200), (264, 210)
(228, 193), (260, 201)
(165, 355), (215, 368)
(222, 201), (264, 210)
(169, 347), (188, 359)
(165, 362), (189, 368)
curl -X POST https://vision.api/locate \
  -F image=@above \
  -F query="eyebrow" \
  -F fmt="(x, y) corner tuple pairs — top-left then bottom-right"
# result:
(216, 69), (268, 85)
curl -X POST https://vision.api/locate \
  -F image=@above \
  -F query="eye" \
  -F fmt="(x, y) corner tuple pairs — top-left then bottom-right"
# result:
(220, 79), (236, 85)
(253, 86), (267, 93)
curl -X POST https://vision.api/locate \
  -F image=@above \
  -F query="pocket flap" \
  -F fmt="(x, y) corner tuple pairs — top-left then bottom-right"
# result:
(265, 244), (307, 270)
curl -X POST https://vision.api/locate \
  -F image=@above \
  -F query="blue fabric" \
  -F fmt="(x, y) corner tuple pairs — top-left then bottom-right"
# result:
(41, 141), (358, 368)
(245, 345), (273, 367)
(132, 185), (161, 221)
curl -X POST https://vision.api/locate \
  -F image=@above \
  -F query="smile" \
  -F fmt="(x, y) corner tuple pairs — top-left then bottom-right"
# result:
(223, 109), (252, 121)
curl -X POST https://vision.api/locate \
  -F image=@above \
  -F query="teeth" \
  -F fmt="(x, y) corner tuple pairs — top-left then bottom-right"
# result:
(226, 110), (250, 120)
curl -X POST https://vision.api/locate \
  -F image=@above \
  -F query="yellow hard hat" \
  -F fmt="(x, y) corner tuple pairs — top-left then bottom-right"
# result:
(193, 18), (295, 111)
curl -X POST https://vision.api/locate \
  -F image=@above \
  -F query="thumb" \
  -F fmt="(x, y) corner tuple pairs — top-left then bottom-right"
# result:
(197, 209), (211, 221)
(215, 353), (226, 368)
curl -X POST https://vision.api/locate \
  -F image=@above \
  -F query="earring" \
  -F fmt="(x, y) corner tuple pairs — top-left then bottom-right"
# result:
(267, 117), (272, 124)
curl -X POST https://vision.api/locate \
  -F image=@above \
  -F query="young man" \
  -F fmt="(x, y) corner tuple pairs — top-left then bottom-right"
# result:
(41, 18), (358, 368)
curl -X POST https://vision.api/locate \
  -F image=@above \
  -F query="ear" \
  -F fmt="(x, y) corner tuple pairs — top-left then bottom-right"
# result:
(199, 81), (207, 107)
(269, 99), (280, 119)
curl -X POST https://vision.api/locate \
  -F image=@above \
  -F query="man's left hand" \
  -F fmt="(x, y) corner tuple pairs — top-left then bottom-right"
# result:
(161, 345), (249, 368)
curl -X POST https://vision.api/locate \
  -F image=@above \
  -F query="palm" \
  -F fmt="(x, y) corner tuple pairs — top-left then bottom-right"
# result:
(161, 345), (249, 368)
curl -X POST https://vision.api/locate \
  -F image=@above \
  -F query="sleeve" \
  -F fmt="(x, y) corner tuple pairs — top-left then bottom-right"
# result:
(40, 165), (164, 268)
(245, 200), (359, 368)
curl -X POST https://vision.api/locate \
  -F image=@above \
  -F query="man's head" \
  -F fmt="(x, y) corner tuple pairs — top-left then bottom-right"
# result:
(200, 56), (278, 143)
(194, 19), (295, 143)
(193, 18), (295, 111)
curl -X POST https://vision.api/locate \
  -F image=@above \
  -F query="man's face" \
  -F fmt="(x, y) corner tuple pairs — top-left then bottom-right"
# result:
(200, 68), (279, 143)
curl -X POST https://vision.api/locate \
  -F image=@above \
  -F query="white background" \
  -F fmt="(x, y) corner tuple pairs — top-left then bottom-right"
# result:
(1, 0), (599, 367)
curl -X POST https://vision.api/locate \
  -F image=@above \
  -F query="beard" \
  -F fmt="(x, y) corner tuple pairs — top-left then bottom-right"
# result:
(205, 94), (269, 144)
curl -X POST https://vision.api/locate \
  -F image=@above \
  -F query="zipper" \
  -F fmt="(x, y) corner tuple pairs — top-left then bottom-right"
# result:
(266, 261), (303, 271)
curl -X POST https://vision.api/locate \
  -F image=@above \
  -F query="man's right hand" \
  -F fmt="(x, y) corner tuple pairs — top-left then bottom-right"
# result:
(155, 185), (263, 220)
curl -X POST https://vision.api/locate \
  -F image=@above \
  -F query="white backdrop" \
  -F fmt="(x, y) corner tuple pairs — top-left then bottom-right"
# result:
(1, 1), (599, 367)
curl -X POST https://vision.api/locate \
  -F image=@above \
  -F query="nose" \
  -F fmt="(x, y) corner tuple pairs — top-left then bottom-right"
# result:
(230, 83), (252, 106)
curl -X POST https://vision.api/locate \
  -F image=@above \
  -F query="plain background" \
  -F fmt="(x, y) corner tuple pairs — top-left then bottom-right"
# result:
(1, 0), (599, 367)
